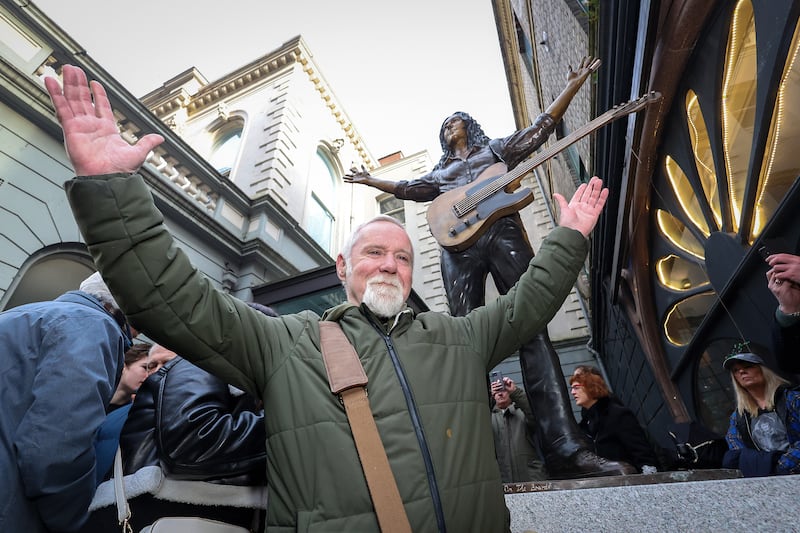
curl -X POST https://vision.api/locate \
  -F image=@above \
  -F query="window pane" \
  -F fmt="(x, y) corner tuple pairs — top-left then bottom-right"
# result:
(663, 291), (716, 346)
(306, 195), (333, 252)
(270, 286), (346, 316)
(684, 91), (722, 229)
(310, 154), (336, 199)
(655, 254), (710, 292)
(306, 151), (337, 251)
(380, 196), (405, 224)
(721, 1), (756, 232)
(753, 18), (800, 240)
(655, 209), (705, 260)
(209, 129), (242, 174)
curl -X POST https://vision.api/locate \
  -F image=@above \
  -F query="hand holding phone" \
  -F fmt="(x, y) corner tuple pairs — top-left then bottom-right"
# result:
(490, 371), (506, 390)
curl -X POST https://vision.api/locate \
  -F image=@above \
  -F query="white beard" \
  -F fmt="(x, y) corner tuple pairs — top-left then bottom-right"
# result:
(362, 274), (405, 317)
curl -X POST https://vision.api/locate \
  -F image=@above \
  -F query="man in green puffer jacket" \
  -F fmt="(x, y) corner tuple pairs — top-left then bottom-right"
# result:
(46, 65), (610, 533)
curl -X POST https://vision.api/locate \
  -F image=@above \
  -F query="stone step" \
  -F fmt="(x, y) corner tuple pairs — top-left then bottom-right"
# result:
(505, 470), (799, 532)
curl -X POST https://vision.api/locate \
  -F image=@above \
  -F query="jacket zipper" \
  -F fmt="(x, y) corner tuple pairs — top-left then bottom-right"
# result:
(368, 317), (447, 533)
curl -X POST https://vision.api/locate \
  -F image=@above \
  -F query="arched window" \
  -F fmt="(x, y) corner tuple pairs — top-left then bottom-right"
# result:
(3, 248), (95, 310)
(209, 120), (244, 177)
(305, 149), (338, 253)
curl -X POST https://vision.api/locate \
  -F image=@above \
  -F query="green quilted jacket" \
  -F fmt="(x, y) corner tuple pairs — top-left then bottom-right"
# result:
(65, 174), (588, 532)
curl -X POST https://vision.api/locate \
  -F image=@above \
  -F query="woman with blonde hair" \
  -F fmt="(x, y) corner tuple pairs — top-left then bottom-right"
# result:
(722, 347), (800, 477)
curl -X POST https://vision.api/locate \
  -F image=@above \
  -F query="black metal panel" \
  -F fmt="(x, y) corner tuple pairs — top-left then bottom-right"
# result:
(592, 0), (645, 339)
(596, 278), (676, 447)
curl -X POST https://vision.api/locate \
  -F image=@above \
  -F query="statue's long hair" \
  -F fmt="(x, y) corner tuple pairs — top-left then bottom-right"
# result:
(435, 111), (490, 169)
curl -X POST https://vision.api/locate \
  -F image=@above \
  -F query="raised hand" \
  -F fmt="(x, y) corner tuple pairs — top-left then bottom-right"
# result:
(566, 56), (601, 89)
(546, 56), (601, 123)
(343, 165), (373, 185)
(490, 379), (505, 395)
(44, 64), (164, 176)
(766, 253), (800, 314)
(554, 176), (609, 237)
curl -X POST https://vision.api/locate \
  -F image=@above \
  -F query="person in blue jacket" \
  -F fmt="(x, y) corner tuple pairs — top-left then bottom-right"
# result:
(722, 347), (800, 477)
(0, 272), (136, 533)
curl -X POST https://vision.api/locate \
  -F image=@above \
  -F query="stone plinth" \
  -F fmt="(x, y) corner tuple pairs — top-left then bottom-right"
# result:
(505, 471), (799, 532)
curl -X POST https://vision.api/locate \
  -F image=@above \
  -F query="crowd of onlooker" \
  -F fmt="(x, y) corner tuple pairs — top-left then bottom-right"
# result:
(489, 251), (800, 484)
(0, 272), (273, 532)
(1, 250), (798, 531)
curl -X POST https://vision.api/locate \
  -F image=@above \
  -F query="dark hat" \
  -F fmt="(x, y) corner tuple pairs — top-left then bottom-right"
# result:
(722, 352), (765, 370)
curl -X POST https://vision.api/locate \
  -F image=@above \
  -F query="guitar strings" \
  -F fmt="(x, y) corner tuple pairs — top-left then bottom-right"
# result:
(455, 98), (645, 215)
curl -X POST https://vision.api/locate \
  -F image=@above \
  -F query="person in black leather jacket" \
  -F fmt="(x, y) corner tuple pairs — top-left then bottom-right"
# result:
(120, 354), (268, 483)
(82, 303), (275, 532)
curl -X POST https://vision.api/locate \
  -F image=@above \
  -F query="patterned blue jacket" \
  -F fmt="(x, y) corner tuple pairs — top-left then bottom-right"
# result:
(726, 387), (800, 474)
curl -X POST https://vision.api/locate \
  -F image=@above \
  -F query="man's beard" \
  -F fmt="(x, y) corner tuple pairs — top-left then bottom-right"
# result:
(362, 274), (405, 317)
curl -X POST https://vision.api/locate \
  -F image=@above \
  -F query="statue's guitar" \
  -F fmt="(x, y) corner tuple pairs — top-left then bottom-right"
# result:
(426, 91), (662, 252)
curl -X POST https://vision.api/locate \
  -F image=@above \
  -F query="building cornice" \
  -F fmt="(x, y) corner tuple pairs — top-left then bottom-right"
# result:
(142, 36), (375, 169)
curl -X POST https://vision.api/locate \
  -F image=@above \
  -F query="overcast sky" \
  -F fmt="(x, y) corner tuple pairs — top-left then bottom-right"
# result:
(33, 0), (517, 164)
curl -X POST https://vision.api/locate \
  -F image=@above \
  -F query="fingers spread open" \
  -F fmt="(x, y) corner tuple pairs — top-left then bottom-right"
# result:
(63, 65), (95, 118)
(90, 80), (115, 121)
(44, 76), (72, 122)
(571, 182), (588, 205)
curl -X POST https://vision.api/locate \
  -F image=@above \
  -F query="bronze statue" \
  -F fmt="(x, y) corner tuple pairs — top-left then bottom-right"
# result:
(345, 57), (635, 478)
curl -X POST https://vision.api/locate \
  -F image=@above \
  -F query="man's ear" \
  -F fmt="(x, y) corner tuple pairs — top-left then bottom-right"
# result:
(335, 255), (347, 281)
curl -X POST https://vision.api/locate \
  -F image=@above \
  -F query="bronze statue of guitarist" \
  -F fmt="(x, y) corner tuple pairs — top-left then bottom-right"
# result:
(345, 56), (635, 478)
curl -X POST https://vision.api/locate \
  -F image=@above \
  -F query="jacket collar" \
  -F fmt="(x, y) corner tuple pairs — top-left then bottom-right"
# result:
(321, 301), (415, 335)
(493, 403), (519, 416)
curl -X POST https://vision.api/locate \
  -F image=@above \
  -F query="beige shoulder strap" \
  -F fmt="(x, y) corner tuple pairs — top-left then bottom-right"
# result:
(318, 321), (412, 533)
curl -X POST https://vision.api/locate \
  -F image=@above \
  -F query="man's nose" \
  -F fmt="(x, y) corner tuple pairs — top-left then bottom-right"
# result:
(379, 255), (398, 273)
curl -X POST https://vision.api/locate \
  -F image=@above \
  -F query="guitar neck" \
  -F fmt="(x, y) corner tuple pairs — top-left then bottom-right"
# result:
(503, 108), (622, 184)
(458, 95), (656, 212)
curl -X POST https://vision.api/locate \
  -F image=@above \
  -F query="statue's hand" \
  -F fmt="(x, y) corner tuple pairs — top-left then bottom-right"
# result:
(45, 65), (163, 176)
(545, 57), (601, 121)
(567, 56), (601, 88)
(343, 165), (373, 185)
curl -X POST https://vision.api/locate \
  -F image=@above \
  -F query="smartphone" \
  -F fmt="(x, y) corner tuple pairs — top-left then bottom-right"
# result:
(757, 245), (772, 261)
(490, 371), (505, 388)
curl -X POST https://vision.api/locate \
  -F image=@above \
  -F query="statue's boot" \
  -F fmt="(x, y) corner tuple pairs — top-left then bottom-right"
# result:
(519, 332), (637, 479)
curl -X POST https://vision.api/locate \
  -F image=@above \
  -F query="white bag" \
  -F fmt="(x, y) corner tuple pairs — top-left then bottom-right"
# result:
(139, 516), (248, 533)
(111, 448), (251, 533)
